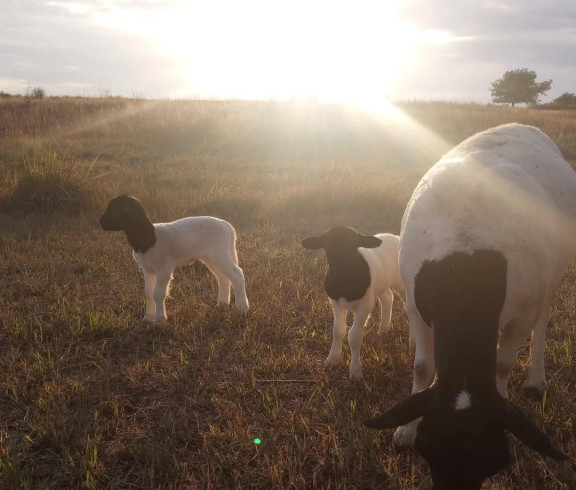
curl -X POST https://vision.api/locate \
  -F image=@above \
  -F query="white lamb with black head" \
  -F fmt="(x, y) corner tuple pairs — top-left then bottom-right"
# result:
(100, 195), (249, 324)
(302, 227), (406, 380)
(366, 124), (572, 489)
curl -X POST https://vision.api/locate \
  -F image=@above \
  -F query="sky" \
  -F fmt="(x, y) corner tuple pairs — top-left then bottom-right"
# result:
(1, 0), (576, 104)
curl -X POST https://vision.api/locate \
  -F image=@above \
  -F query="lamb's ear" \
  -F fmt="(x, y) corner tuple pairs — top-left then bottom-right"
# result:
(503, 401), (569, 460)
(364, 388), (435, 429)
(357, 234), (382, 249)
(301, 236), (325, 250)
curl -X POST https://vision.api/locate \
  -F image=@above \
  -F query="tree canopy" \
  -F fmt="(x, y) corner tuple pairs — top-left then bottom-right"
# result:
(489, 69), (552, 107)
(550, 92), (576, 109)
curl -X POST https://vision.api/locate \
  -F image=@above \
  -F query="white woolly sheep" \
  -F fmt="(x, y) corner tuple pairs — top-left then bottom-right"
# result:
(100, 195), (249, 324)
(302, 227), (406, 380)
(366, 124), (572, 489)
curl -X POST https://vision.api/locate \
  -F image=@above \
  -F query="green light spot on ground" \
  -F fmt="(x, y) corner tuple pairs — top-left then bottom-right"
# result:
(254, 438), (262, 445)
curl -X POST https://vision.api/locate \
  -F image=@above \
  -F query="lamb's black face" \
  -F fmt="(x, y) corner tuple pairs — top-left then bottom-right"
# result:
(301, 226), (382, 259)
(301, 227), (382, 301)
(100, 195), (143, 231)
(416, 407), (510, 490)
(100, 195), (157, 253)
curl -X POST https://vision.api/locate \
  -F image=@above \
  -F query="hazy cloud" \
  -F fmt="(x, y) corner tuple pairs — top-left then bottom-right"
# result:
(0, 0), (575, 100)
(393, 0), (576, 101)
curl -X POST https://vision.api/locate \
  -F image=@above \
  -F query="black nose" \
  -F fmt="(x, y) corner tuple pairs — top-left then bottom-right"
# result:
(99, 214), (110, 230)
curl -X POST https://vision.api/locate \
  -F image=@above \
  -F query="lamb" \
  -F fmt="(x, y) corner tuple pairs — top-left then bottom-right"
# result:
(302, 227), (406, 380)
(100, 195), (249, 324)
(365, 124), (573, 489)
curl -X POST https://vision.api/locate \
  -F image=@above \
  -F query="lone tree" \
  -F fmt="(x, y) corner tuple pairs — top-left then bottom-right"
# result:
(489, 69), (552, 107)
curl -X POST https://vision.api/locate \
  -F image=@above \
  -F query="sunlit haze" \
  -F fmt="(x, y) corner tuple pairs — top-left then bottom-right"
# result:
(91, 0), (419, 105)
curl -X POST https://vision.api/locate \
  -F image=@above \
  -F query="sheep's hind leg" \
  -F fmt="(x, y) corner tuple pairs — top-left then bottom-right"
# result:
(393, 301), (434, 449)
(496, 307), (540, 398)
(524, 302), (552, 399)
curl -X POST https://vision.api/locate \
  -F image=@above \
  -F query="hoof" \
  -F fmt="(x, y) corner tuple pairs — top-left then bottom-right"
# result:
(325, 355), (341, 369)
(234, 295), (249, 313)
(393, 424), (418, 450)
(235, 304), (249, 314)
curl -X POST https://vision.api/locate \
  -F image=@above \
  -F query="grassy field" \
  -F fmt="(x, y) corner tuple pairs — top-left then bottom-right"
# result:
(0, 97), (575, 489)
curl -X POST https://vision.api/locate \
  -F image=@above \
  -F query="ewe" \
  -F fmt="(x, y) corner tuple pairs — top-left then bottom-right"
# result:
(302, 227), (405, 379)
(100, 195), (249, 324)
(366, 124), (573, 489)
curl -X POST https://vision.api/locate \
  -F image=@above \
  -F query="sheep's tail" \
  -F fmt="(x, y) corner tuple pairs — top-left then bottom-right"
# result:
(230, 226), (239, 265)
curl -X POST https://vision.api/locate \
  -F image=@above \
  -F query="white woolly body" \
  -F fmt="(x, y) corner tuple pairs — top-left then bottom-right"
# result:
(326, 233), (406, 380)
(134, 217), (238, 274)
(135, 216), (249, 323)
(101, 195), (249, 324)
(394, 123), (576, 448)
(358, 233), (405, 305)
(334, 234), (405, 311)
(400, 124), (576, 330)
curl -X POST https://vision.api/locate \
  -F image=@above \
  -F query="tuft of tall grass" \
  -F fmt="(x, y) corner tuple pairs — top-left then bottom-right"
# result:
(2, 152), (106, 214)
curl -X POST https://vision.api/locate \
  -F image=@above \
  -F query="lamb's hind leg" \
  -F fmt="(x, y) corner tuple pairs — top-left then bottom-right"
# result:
(228, 265), (249, 313)
(203, 259), (232, 309)
(377, 289), (394, 335)
(216, 259), (249, 313)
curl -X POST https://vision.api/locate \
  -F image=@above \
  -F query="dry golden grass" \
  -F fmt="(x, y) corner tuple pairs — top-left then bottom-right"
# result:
(0, 97), (575, 489)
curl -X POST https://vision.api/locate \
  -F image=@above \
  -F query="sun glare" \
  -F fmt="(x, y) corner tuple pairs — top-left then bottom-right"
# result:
(83, 0), (456, 167)
(92, 0), (417, 107)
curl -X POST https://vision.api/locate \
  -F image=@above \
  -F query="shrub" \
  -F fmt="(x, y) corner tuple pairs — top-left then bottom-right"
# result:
(548, 93), (576, 109)
(25, 86), (46, 99)
(2, 152), (106, 214)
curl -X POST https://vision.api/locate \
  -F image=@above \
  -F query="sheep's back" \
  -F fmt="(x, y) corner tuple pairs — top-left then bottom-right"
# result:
(156, 217), (235, 268)
(399, 124), (574, 316)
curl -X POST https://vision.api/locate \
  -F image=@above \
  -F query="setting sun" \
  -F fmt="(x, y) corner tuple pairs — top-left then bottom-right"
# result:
(92, 0), (415, 106)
